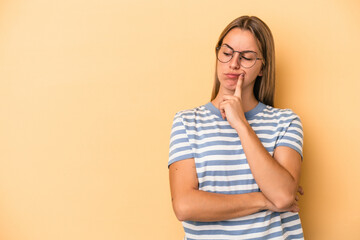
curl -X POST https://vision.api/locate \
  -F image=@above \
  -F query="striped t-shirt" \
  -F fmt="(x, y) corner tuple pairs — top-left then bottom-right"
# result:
(168, 101), (304, 240)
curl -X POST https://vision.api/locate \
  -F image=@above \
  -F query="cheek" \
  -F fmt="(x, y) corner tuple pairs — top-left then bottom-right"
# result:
(243, 68), (262, 84)
(248, 64), (263, 78)
(216, 63), (224, 79)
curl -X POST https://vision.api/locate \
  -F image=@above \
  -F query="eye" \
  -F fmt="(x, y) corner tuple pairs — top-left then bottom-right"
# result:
(241, 52), (256, 61)
(220, 46), (233, 56)
(217, 45), (235, 63)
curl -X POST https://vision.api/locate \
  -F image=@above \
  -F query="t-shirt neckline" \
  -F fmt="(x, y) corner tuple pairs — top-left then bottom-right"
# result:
(204, 101), (266, 120)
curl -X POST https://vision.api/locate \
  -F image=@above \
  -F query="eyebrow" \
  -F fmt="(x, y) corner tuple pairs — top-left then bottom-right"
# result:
(223, 43), (257, 53)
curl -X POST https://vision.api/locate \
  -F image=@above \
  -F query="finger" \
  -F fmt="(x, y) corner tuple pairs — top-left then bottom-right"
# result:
(298, 186), (304, 195)
(219, 99), (230, 108)
(233, 73), (244, 97)
(221, 110), (226, 120)
(291, 201), (300, 212)
(292, 205), (300, 213)
(219, 101), (227, 120)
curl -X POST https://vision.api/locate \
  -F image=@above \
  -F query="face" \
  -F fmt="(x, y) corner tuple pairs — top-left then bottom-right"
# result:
(216, 28), (263, 94)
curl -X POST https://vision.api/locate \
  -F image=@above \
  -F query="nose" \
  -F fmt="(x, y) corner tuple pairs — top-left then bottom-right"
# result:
(229, 52), (241, 69)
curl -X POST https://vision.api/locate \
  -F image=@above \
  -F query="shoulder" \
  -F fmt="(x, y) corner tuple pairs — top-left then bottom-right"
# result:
(172, 104), (212, 123)
(259, 104), (301, 123)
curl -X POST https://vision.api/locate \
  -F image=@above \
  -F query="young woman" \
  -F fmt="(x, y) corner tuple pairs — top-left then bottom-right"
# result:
(168, 16), (304, 239)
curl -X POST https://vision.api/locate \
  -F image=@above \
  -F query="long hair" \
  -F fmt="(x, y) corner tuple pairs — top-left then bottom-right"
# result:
(211, 16), (275, 106)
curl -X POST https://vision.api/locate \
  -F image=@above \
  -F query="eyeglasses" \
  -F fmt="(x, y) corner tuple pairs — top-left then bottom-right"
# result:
(216, 44), (263, 68)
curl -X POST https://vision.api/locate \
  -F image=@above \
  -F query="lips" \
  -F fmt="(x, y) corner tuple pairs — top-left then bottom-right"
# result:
(224, 72), (246, 79)
(225, 73), (240, 79)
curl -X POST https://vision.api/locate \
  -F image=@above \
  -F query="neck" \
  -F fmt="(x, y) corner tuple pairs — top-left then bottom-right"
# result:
(212, 86), (259, 112)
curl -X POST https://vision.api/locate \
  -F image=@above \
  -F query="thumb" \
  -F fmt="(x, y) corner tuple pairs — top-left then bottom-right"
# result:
(234, 73), (244, 97)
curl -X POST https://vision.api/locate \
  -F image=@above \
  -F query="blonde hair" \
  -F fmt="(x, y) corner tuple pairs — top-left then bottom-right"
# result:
(211, 16), (275, 106)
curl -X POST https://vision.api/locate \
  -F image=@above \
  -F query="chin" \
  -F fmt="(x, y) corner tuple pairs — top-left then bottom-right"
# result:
(226, 82), (238, 90)
(220, 84), (236, 93)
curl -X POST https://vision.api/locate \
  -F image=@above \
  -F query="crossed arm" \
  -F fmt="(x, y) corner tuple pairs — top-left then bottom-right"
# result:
(169, 78), (303, 222)
(169, 144), (302, 222)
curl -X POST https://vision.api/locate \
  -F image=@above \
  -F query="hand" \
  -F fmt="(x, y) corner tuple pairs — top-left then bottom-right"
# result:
(295, 185), (304, 202)
(219, 74), (246, 129)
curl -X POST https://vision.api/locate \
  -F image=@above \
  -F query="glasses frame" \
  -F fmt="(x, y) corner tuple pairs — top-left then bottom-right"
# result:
(216, 44), (263, 69)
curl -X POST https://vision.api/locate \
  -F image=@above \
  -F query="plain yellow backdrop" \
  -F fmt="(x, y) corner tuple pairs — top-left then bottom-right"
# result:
(0, 0), (359, 239)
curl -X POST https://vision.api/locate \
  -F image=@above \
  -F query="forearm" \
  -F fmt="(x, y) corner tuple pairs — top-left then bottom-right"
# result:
(172, 190), (267, 222)
(236, 122), (298, 207)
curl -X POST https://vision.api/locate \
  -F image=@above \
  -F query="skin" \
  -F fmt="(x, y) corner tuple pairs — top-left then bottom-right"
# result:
(169, 28), (303, 222)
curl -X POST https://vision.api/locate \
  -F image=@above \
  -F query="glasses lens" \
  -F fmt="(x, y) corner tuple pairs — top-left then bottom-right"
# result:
(240, 52), (257, 68)
(217, 45), (233, 63)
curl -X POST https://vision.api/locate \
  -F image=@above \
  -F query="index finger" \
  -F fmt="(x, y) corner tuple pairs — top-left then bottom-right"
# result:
(234, 73), (244, 97)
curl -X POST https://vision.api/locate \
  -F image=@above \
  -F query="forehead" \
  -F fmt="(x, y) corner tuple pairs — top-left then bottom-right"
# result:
(222, 28), (260, 52)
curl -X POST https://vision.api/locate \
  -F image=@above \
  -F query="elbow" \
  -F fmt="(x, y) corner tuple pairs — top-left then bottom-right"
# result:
(272, 192), (296, 210)
(172, 198), (193, 221)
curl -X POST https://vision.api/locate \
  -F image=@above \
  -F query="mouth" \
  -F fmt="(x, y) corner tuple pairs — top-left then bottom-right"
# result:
(224, 73), (240, 79)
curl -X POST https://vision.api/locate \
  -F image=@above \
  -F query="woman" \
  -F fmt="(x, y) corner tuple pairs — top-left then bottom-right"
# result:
(169, 16), (304, 239)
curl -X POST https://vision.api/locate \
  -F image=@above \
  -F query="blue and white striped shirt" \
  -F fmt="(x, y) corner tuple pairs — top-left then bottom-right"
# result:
(169, 102), (304, 240)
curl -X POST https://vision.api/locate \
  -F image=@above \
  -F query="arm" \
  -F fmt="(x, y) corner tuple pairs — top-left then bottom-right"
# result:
(169, 158), (298, 222)
(219, 76), (302, 209)
(236, 123), (301, 209)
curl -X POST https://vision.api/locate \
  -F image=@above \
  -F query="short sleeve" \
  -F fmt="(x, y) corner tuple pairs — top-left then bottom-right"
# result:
(275, 113), (304, 159)
(168, 113), (195, 167)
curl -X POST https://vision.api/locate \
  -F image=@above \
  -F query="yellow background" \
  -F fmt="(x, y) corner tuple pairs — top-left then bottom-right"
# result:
(1, 0), (359, 239)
